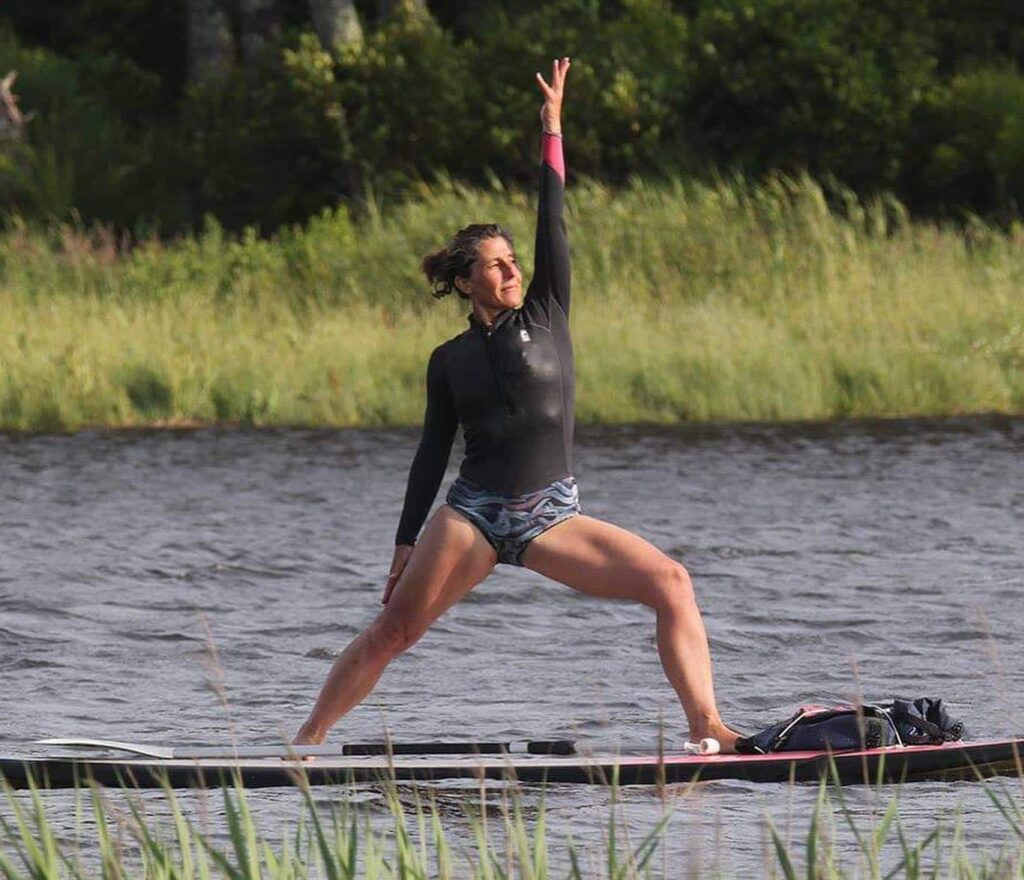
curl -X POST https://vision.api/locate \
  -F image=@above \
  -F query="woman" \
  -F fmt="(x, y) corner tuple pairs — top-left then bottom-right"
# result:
(295, 58), (739, 752)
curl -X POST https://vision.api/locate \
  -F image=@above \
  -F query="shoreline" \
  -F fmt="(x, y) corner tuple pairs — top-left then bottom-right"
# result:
(2, 410), (1021, 439)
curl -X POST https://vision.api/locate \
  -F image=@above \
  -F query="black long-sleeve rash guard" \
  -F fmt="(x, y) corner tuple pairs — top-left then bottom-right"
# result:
(394, 134), (574, 546)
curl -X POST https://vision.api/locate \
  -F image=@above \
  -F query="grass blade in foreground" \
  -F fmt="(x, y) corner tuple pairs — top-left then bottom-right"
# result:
(2, 772), (1024, 878)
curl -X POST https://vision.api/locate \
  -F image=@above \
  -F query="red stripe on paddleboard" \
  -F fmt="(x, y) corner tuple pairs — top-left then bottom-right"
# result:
(659, 738), (1017, 765)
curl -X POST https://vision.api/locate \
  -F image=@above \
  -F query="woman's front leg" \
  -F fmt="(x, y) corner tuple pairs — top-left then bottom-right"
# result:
(295, 507), (496, 744)
(522, 515), (739, 751)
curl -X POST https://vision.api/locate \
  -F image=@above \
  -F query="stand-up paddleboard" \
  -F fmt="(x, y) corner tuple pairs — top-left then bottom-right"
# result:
(1, 737), (1021, 789)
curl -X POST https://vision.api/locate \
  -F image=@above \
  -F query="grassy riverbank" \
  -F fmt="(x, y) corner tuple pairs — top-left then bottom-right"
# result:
(2, 175), (1022, 432)
(3, 774), (1024, 878)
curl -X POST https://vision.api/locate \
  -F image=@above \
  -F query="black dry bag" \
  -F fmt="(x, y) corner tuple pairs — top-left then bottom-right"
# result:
(735, 698), (965, 755)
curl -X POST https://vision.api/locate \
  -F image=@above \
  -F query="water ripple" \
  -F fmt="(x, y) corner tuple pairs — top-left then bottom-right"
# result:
(2, 419), (1023, 875)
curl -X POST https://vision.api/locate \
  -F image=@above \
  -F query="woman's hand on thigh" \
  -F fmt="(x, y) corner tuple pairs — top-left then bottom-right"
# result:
(382, 544), (414, 605)
(380, 506), (497, 631)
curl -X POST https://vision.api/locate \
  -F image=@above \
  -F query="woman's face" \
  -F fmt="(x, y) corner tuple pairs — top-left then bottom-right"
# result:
(459, 236), (522, 313)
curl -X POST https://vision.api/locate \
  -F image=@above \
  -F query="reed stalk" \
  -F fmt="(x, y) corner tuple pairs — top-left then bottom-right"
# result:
(2, 771), (1024, 879)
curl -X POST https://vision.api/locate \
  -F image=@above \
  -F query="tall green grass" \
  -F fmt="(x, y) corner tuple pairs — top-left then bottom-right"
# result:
(0, 774), (669, 880)
(2, 175), (1022, 432)
(2, 773), (1024, 878)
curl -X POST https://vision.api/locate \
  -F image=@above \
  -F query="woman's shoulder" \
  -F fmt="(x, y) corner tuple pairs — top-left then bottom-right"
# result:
(429, 328), (471, 366)
(442, 318), (482, 348)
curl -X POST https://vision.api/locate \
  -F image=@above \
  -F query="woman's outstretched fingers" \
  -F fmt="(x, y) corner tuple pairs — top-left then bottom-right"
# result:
(553, 56), (570, 91)
(535, 57), (571, 96)
(537, 57), (570, 133)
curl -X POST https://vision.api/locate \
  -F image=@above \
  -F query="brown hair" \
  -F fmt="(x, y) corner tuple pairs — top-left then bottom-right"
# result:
(421, 223), (514, 299)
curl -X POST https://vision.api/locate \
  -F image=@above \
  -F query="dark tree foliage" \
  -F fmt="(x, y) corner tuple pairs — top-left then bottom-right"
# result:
(1, 0), (1022, 231)
(903, 66), (1024, 220)
(2, 0), (188, 111)
(686, 0), (936, 191)
(185, 34), (355, 230)
(336, 11), (470, 191)
(929, 0), (1024, 76)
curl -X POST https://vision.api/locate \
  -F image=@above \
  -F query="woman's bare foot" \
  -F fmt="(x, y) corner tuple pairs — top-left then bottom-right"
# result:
(293, 721), (326, 746)
(691, 722), (743, 754)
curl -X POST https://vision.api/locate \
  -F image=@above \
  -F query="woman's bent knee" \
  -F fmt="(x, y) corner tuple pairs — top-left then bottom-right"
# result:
(649, 562), (696, 613)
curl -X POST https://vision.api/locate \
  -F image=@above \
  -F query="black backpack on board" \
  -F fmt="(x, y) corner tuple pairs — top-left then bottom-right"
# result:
(735, 698), (965, 755)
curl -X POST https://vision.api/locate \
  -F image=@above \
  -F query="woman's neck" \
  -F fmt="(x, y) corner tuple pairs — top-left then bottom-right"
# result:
(472, 301), (504, 328)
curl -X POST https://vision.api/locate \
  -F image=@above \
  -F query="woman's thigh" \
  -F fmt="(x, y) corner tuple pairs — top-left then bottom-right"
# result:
(382, 505), (498, 632)
(521, 514), (684, 606)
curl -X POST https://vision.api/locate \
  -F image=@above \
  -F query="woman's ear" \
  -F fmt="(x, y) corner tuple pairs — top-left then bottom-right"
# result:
(455, 276), (471, 296)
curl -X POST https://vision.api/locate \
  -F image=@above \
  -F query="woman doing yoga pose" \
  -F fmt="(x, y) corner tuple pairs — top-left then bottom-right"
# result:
(295, 58), (740, 752)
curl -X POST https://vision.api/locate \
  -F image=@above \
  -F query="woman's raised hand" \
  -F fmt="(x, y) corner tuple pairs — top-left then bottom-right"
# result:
(536, 57), (571, 135)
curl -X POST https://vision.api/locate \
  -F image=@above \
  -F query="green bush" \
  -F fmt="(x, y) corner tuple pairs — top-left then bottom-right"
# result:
(336, 8), (473, 197)
(585, 0), (695, 178)
(906, 65), (1024, 218)
(928, 0), (1024, 77)
(0, 32), (166, 227)
(185, 1), (699, 224)
(2, 0), (187, 110)
(464, 0), (695, 182)
(686, 0), (936, 191)
(183, 34), (355, 232)
(4, 1), (1024, 231)
(120, 363), (174, 418)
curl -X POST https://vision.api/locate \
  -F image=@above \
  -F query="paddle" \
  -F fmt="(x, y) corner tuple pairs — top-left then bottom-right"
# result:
(35, 737), (577, 759)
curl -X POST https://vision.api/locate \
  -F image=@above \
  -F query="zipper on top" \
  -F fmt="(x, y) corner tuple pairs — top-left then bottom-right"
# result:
(481, 325), (515, 415)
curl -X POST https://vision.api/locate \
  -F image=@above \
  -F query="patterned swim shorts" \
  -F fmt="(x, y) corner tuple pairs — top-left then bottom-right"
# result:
(445, 475), (581, 566)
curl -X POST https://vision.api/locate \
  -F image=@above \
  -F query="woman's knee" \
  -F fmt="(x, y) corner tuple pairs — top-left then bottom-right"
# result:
(367, 611), (426, 658)
(645, 561), (696, 613)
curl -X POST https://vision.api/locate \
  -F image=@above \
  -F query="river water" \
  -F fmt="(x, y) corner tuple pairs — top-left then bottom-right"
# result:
(2, 418), (1023, 875)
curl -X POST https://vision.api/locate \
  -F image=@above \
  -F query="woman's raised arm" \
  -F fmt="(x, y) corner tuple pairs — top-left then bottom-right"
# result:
(526, 57), (571, 316)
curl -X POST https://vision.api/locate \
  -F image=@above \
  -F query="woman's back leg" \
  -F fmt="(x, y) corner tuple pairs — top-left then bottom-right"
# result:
(522, 514), (739, 750)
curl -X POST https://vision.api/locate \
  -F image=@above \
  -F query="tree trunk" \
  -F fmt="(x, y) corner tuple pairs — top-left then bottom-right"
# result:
(308, 0), (363, 51)
(240, 0), (281, 62)
(187, 0), (235, 84)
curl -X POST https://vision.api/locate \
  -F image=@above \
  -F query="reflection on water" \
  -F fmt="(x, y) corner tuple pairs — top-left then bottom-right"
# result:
(2, 417), (1023, 873)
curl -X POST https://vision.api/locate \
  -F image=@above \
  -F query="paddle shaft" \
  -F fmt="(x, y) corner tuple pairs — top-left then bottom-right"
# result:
(36, 738), (577, 759)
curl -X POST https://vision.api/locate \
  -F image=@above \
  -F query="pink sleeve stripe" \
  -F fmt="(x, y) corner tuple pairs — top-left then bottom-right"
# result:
(542, 133), (565, 182)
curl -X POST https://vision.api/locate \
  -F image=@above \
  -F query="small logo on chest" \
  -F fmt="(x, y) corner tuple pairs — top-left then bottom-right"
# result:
(519, 329), (532, 343)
